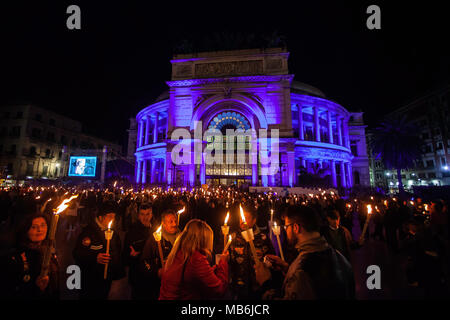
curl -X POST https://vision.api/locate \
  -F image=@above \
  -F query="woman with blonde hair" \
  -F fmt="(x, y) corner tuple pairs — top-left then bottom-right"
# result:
(159, 219), (229, 300)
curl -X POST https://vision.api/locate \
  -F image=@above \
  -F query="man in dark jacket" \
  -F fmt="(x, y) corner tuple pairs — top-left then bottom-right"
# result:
(123, 203), (153, 299)
(73, 201), (124, 300)
(138, 209), (181, 299)
(321, 209), (352, 262)
(255, 204), (355, 299)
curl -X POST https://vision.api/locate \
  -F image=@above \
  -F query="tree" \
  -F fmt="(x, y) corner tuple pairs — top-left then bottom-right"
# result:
(370, 115), (423, 195)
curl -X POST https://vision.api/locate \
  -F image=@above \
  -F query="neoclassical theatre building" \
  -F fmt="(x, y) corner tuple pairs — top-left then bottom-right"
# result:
(129, 48), (370, 188)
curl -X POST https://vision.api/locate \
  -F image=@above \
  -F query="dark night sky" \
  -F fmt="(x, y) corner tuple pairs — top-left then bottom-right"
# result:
(2, 1), (450, 149)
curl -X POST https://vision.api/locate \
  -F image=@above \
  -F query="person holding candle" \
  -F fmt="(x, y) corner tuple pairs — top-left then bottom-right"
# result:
(159, 219), (229, 300)
(138, 209), (181, 299)
(73, 201), (125, 300)
(229, 203), (275, 299)
(123, 203), (153, 299)
(254, 205), (355, 300)
(1, 214), (59, 299)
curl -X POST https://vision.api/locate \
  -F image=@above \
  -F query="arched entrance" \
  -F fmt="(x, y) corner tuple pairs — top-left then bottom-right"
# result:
(204, 111), (254, 187)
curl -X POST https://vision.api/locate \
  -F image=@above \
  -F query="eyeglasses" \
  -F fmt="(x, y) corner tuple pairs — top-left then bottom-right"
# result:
(283, 223), (295, 231)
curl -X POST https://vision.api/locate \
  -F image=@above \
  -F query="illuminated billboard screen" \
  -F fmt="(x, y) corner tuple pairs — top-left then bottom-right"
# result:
(68, 156), (97, 177)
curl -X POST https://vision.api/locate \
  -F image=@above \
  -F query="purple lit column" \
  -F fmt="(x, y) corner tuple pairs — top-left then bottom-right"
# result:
(314, 106), (320, 142)
(287, 152), (295, 187)
(261, 163), (268, 187)
(252, 153), (258, 186)
(142, 160), (147, 184)
(150, 159), (156, 184)
(200, 155), (206, 185)
(153, 112), (159, 144)
(165, 152), (172, 185)
(136, 160), (142, 183)
(343, 119), (350, 148)
(346, 162), (352, 188)
(337, 117), (343, 146)
(340, 161), (346, 188)
(188, 164), (195, 187)
(137, 121), (143, 148)
(298, 104), (304, 140)
(331, 160), (337, 187)
(145, 117), (150, 145)
(327, 111), (333, 144)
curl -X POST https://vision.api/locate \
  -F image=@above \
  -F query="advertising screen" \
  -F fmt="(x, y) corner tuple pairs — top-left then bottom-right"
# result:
(68, 156), (97, 177)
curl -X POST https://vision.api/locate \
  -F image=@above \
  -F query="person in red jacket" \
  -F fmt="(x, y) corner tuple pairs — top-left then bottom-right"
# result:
(159, 219), (229, 300)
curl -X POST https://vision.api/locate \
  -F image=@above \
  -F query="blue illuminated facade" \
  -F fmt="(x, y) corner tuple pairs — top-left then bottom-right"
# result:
(132, 48), (370, 188)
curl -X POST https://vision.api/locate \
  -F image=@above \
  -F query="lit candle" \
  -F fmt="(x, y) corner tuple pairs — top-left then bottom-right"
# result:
(153, 224), (165, 268)
(177, 207), (185, 225)
(239, 204), (261, 267)
(222, 234), (232, 255)
(104, 220), (114, 279)
(222, 211), (230, 249)
(272, 221), (285, 261)
(359, 204), (373, 243)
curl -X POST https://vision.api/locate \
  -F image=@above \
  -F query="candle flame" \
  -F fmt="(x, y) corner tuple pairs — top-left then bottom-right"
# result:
(108, 220), (113, 230)
(274, 221), (277, 227)
(239, 204), (246, 224)
(228, 235), (232, 243)
(367, 204), (373, 215)
(224, 211), (229, 225)
(177, 207), (185, 215)
(156, 224), (162, 234)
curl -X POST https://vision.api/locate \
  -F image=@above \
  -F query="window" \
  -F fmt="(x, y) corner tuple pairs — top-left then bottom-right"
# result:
(31, 128), (41, 138)
(3, 112), (10, 119)
(426, 160), (435, 168)
(26, 163), (34, 176)
(423, 145), (432, 153)
(10, 126), (21, 137)
(16, 111), (23, 119)
(419, 173), (426, 179)
(60, 135), (67, 145)
(437, 142), (443, 150)
(35, 114), (42, 122)
(422, 132), (429, 139)
(49, 118), (56, 126)
(45, 149), (51, 158)
(29, 146), (37, 155)
(42, 165), (48, 176)
(441, 157), (447, 166)
(0, 127), (6, 137)
(10, 144), (16, 155)
(47, 132), (55, 142)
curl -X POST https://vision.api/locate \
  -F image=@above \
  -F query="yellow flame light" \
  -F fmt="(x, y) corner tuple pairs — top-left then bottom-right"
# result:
(239, 204), (246, 224)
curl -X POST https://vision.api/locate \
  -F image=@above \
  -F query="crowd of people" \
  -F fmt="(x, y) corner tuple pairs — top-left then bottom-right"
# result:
(0, 185), (449, 300)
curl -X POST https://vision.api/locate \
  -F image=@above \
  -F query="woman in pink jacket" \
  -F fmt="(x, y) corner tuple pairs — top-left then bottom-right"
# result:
(159, 219), (229, 300)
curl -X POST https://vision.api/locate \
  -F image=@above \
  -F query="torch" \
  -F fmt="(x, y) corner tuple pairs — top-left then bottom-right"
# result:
(359, 204), (373, 243)
(269, 208), (274, 241)
(41, 195), (78, 277)
(272, 221), (285, 261)
(104, 220), (114, 279)
(239, 204), (261, 268)
(153, 224), (165, 268)
(222, 211), (230, 249)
